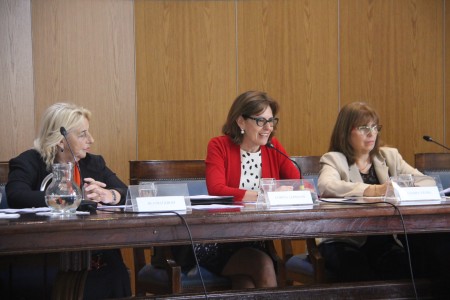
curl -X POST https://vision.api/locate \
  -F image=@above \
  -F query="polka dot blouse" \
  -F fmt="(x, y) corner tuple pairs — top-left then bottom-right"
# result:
(239, 149), (262, 191)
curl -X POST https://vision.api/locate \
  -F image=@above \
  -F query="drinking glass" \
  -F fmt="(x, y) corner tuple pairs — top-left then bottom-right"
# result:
(139, 182), (157, 197)
(257, 178), (276, 205)
(395, 174), (414, 187)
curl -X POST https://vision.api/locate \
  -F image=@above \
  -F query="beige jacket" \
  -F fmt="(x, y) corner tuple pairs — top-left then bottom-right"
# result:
(318, 147), (422, 198)
(317, 147), (422, 246)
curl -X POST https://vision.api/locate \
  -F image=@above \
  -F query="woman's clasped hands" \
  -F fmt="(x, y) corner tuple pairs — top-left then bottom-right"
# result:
(83, 178), (118, 205)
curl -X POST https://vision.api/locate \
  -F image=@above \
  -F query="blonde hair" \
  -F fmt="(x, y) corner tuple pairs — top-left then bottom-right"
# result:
(33, 103), (91, 170)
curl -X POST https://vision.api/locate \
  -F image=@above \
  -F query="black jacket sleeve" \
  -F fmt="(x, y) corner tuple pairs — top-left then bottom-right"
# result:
(6, 150), (50, 208)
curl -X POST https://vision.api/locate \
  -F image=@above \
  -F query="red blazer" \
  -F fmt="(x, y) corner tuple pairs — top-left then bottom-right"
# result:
(205, 135), (300, 201)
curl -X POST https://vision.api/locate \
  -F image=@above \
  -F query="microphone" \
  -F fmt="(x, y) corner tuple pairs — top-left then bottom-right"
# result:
(60, 127), (97, 212)
(423, 135), (450, 151)
(266, 142), (302, 178)
(60, 127), (82, 175)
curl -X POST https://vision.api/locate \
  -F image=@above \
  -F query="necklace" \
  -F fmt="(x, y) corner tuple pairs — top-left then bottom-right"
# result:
(357, 158), (372, 173)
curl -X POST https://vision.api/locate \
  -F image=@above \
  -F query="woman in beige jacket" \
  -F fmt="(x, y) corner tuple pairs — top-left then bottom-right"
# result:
(317, 102), (419, 282)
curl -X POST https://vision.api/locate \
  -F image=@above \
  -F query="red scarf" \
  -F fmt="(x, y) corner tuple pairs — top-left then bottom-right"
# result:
(74, 165), (81, 187)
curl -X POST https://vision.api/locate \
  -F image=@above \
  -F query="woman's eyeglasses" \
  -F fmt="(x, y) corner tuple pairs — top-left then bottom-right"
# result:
(77, 130), (92, 140)
(356, 125), (382, 135)
(243, 115), (279, 127)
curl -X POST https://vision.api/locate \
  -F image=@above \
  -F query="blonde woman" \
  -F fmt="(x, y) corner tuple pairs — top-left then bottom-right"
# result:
(6, 103), (130, 299)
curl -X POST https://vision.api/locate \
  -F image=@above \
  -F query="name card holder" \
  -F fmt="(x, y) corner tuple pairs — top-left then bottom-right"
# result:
(265, 179), (317, 207)
(392, 182), (441, 202)
(267, 190), (313, 206)
(125, 183), (190, 212)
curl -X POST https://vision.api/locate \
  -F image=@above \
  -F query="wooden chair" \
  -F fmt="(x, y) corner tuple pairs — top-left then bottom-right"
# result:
(130, 160), (287, 295)
(281, 156), (327, 284)
(0, 161), (9, 208)
(130, 160), (207, 185)
(130, 160), (231, 295)
(0, 161), (8, 185)
(415, 153), (450, 191)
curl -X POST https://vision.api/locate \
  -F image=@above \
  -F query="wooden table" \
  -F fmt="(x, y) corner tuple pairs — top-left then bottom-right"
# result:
(2, 200), (450, 299)
(2, 200), (450, 255)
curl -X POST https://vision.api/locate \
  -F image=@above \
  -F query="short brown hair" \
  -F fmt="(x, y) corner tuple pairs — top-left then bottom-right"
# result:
(222, 91), (279, 145)
(329, 102), (381, 165)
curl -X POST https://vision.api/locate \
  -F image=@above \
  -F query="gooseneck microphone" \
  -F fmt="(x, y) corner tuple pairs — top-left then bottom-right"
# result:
(60, 126), (83, 177)
(423, 135), (450, 151)
(266, 142), (302, 178)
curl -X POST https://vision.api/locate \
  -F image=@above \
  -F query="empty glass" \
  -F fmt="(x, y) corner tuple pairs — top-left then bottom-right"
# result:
(394, 174), (414, 187)
(139, 182), (157, 197)
(257, 178), (275, 205)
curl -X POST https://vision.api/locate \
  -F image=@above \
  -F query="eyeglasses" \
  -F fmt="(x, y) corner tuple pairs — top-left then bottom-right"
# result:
(243, 115), (279, 127)
(77, 130), (92, 140)
(356, 125), (382, 135)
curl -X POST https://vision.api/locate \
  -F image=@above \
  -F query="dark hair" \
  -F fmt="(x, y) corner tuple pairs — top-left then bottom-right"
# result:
(329, 102), (381, 165)
(222, 90), (279, 145)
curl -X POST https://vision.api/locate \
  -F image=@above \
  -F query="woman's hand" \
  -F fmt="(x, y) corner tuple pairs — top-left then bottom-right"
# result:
(83, 178), (119, 205)
(242, 190), (259, 202)
(363, 182), (389, 197)
(276, 185), (294, 192)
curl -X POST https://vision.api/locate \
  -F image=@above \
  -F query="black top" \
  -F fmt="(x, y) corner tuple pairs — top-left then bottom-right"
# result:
(6, 149), (127, 208)
(360, 164), (380, 185)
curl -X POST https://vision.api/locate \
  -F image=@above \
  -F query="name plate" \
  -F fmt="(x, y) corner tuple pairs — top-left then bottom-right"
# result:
(267, 190), (313, 206)
(393, 184), (441, 201)
(135, 196), (187, 212)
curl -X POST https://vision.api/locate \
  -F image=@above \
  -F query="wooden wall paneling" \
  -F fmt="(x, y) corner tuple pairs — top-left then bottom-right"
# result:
(32, 0), (136, 183)
(0, 0), (34, 161)
(135, 0), (237, 160)
(340, 0), (444, 165)
(446, 0), (450, 148)
(236, 0), (339, 157)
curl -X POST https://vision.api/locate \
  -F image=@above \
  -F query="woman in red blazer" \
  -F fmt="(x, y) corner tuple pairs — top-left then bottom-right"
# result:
(202, 90), (300, 289)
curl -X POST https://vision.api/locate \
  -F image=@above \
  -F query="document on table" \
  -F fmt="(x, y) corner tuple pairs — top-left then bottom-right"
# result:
(0, 207), (51, 213)
(191, 204), (243, 211)
(0, 207), (52, 219)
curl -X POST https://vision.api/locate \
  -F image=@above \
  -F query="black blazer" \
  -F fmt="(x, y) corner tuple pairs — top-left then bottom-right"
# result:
(6, 149), (127, 208)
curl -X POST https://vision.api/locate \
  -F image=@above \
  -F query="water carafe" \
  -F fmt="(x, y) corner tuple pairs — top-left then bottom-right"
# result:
(45, 163), (82, 214)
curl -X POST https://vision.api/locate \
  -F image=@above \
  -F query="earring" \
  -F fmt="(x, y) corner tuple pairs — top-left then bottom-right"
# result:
(60, 147), (64, 153)
(241, 128), (245, 135)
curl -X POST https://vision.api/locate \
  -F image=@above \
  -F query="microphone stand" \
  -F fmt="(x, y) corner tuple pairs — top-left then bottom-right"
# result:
(423, 135), (450, 151)
(266, 142), (302, 179)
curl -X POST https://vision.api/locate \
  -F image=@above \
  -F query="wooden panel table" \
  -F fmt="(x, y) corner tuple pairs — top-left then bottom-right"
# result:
(1, 200), (450, 299)
(1, 200), (450, 254)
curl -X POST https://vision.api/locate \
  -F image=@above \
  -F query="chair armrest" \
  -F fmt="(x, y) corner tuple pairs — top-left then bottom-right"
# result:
(134, 246), (183, 294)
(133, 247), (148, 276)
(281, 239), (294, 261)
(306, 238), (326, 283)
(265, 240), (287, 287)
(162, 246), (182, 293)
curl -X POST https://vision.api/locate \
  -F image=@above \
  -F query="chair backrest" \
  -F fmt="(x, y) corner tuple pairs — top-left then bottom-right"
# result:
(129, 160), (208, 196)
(129, 158), (323, 195)
(0, 161), (8, 186)
(0, 161), (9, 208)
(291, 156), (321, 191)
(415, 153), (450, 189)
